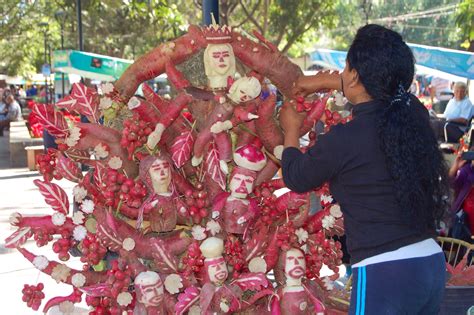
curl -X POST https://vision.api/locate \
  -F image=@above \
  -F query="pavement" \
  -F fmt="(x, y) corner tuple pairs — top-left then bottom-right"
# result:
(0, 130), (88, 314)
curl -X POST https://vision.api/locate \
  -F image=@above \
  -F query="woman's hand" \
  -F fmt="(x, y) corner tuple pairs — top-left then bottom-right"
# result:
(448, 153), (467, 179)
(279, 102), (306, 149)
(279, 101), (306, 134)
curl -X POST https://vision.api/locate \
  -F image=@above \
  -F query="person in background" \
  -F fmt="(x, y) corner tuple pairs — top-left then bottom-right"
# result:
(27, 85), (38, 97)
(9, 84), (18, 99)
(0, 94), (23, 136)
(432, 81), (473, 143)
(281, 24), (448, 314)
(0, 88), (7, 121)
(409, 77), (420, 96)
(39, 86), (47, 102)
(444, 82), (473, 124)
(17, 85), (26, 98)
(430, 76), (452, 113)
(448, 151), (474, 242)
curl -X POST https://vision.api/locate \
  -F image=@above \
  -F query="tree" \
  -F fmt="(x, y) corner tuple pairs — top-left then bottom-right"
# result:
(323, 0), (464, 52)
(455, 0), (474, 51)
(192, 0), (337, 56)
(0, 0), (190, 76)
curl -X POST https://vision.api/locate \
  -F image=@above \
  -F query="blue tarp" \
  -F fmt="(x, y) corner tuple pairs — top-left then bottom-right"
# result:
(309, 44), (474, 80)
(309, 48), (346, 70)
(408, 44), (474, 80)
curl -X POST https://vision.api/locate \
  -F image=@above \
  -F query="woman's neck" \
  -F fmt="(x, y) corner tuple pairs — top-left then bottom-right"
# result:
(348, 85), (373, 105)
(351, 93), (373, 105)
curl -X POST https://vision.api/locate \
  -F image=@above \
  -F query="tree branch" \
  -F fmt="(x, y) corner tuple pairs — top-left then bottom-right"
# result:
(262, 0), (269, 36)
(281, 12), (318, 54)
(234, 0), (261, 28)
(238, 0), (264, 34)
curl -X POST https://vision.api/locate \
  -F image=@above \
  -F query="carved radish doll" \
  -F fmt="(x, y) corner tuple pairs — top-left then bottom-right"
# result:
(212, 142), (266, 234)
(175, 237), (269, 315)
(136, 155), (180, 233)
(272, 248), (325, 315)
(133, 271), (175, 315)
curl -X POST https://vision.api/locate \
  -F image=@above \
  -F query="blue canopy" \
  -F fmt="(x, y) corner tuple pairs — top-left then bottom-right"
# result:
(309, 44), (474, 80)
(408, 44), (474, 80)
(309, 48), (346, 70)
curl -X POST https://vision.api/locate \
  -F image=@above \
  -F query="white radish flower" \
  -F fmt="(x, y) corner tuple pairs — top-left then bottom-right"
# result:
(295, 228), (309, 244)
(65, 126), (81, 147)
(94, 143), (109, 159)
(99, 97), (113, 110)
(320, 194), (333, 205)
(117, 292), (133, 307)
(122, 238), (135, 251)
(72, 211), (85, 225)
(73, 225), (87, 241)
(108, 156), (123, 170)
(71, 273), (86, 288)
(80, 199), (95, 214)
(59, 301), (75, 314)
(51, 264), (71, 283)
(322, 215), (336, 230)
(101, 82), (115, 94)
(73, 185), (88, 203)
(248, 257), (267, 273)
(33, 255), (49, 271)
(322, 276), (334, 290)
(330, 204), (343, 218)
(206, 220), (221, 236)
(52, 212), (66, 226)
(164, 274), (183, 294)
(191, 225), (206, 240)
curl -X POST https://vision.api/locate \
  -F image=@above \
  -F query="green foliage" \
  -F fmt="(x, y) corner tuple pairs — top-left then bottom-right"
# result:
(211, 0), (337, 55)
(0, 0), (190, 76)
(1, 0), (341, 76)
(455, 0), (473, 50)
(5, 0), (468, 78)
(323, 0), (465, 53)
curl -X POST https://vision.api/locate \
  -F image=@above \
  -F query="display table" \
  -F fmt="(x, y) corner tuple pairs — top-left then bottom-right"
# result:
(9, 121), (43, 167)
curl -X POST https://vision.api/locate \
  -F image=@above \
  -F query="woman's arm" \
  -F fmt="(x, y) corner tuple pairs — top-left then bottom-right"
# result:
(292, 71), (342, 97)
(448, 154), (466, 181)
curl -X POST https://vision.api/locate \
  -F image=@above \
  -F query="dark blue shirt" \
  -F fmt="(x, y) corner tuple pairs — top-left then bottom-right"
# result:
(282, 100), (434, 264)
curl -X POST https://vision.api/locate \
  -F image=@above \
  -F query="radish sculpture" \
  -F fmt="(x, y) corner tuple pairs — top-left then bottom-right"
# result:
(5, 21), (352, 314)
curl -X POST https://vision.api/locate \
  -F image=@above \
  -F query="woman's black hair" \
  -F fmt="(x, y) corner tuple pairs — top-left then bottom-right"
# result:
(347, 24), (449, 231)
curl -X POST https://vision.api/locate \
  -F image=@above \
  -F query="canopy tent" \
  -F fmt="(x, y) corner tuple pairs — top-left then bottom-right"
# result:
(409, 43), (474, 80)
(5, 76), (26, 85)
(27, 73), (55, 85)
(309, 48), (346, 71)
(415, 64), (467, 83)
(309, 44), (474, 80)
(52, 50), (133, 82)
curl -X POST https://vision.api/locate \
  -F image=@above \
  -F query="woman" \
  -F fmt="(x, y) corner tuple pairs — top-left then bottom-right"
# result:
(448, 152), (474, 241)
(280, 24), (448, 314)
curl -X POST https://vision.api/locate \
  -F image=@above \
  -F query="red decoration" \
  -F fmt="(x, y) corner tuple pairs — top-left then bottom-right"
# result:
(33, 179), (69, 214)
(32, 103), (69, 138)
(170, 131), (194, 168)
(5, 23), (350, 314)
(205, 142), (226, 190)
(21, 283), (45, 311)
